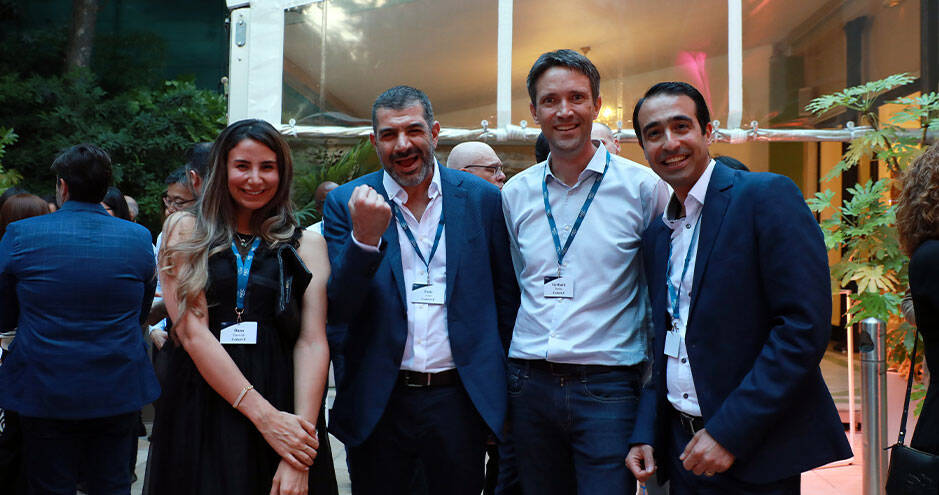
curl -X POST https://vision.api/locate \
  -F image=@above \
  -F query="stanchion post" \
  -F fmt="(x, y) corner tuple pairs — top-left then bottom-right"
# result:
(859, 317), (888, 495)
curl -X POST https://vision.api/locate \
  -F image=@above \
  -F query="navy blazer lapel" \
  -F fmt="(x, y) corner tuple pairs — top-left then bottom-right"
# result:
(688, 163), (734, 319)
(440, 168), (466, 304)
(372, 174), (408, 307)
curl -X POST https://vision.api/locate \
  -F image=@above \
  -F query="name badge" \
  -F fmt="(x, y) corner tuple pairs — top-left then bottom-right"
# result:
(220, 321), (258, 344)
(664, 330), (680, 358)
(411, 283), (445, 305)
(543, 276), (574, 299)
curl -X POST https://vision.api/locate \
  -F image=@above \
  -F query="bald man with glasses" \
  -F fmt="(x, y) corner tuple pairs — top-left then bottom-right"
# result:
(448, 142), (507, 189)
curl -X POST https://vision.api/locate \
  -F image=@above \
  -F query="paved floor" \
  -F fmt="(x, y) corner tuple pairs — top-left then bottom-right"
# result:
(125, 346), (918, 495)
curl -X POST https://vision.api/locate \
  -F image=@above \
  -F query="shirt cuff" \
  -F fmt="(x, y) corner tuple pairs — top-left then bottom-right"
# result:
(351, 232), (382, 253)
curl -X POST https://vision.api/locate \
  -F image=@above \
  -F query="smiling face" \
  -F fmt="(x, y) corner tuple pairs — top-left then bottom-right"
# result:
(226, 138), (280, 226)
(530, 67), (601, 159)
(371, 103), (439, 189)
(637, 93), (713, 200)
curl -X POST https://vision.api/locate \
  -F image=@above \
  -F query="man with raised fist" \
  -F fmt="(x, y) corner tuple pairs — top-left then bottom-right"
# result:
(323, 85), (519, 495)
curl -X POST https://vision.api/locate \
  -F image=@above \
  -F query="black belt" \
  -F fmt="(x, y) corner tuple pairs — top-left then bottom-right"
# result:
(510, 358), (636, 376)
(672, 407), (705, 436)
(398, 369), (460, 388)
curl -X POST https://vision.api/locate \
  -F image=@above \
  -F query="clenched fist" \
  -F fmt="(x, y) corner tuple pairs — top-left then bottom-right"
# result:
(349, 185), (392, 247)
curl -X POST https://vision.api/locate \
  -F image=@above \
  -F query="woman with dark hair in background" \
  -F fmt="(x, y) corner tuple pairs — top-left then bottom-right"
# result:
(0, 192), (48, 495)
(0, 193), (49, 239)
(101, 186), (131, 221)
(147, 119), (336, 495)
(896, 144), (939, 458)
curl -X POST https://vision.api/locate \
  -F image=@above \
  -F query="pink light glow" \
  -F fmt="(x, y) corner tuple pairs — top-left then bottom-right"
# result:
(676, 51), (712, 109)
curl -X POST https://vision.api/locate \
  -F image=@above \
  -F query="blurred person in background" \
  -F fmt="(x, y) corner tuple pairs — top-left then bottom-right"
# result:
(896, 143), (939, 458)
(0, 144), (159, 494)
(305, 181), (338, 236)
(590, 122), (620, 155)
(42, 194), (57, 213)
(124, 195), (139, 222)
(0, 192), (48, 495)
(0, 193), (48, 239)
(447, 142), (506, 189)
(102, 186), (132, 221)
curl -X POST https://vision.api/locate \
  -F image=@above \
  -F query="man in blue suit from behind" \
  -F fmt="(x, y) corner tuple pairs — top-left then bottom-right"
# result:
(0, 144), (160, 495)
(323, 85), (520, 495)
(625, 82), (851, 494)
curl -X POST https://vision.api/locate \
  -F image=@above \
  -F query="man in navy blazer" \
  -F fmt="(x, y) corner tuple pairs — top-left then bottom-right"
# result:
(625, 82), (851, 494)
(323, 86), (519, 495)
(0, 144), (160, 494)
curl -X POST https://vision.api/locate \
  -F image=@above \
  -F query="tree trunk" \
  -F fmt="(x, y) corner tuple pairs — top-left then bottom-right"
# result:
(64, 0), (100, 72)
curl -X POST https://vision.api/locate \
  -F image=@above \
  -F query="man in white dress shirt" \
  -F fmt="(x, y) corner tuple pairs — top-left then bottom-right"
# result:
(501, 49), (667, 495)
(324, 85), (519, 495)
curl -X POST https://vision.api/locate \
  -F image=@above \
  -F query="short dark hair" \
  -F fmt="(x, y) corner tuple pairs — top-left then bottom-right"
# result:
(535, 132), (550, 163)
(101, 186), (131, 221)
(51, 144), (112, 203)
(166, 166), (189, 186)
(527, 49), (601, 106)
(371, 86), (434, 132)
(185, 142), (213, 180)
(632, 81), (711, 148)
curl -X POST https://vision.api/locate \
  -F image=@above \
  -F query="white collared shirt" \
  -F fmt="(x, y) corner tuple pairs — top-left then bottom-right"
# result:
(502, 146), (669, 366)
(353, 162), (454, 373)
(664, 159), (716, 417)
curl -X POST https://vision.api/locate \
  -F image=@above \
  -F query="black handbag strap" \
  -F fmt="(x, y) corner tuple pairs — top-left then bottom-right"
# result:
(897, 326), (920, 446)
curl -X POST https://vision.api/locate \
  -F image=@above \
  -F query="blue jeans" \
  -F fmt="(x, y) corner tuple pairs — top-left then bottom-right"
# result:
(508, 359), (640, 495)
(20, 412), (137, 495)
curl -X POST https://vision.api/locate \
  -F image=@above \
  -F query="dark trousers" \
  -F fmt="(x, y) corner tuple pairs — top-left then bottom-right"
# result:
(347, 381), (488, 495)
(20, 412), (138, 495)
(0, 409), (27, 495)
(666, 408), (800, 494)
(508, 359), (640, 495)
(492, 426), (521, 495)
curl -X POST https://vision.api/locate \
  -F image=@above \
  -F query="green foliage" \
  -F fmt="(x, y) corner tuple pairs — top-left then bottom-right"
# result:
(805, 73), (916, 116)
(0, 126), (21, 192)
(0, 69), (226, 234)
(291, 138), (380, 226)
(806, 73), (939, 375)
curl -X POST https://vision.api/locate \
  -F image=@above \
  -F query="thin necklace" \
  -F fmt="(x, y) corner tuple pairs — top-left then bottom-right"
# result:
(235, 232), (256, 248)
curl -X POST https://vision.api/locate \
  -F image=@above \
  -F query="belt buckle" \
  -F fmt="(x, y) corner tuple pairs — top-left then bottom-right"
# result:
(679, 412), (699, 435)
(405, 372), (431, 388)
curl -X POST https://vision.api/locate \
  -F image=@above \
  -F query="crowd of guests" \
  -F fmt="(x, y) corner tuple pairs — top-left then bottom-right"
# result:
(0, 48), (935, 495)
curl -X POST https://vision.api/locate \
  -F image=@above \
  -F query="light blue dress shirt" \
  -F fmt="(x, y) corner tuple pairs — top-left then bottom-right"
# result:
(502, 146), (668, 366)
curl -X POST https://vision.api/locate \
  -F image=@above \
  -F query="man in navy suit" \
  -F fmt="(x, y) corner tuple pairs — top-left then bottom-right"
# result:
(323, 85), (519, 495)
(0, 144), (160, 494)
(625, 82), (851, 494)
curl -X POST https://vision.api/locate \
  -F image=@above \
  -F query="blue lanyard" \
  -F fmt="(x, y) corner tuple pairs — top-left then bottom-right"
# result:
(666, 213), (702, 330)
(230, 237), (261, 320)
(391, 203), (445, 281)
(542, 150), (610, 276)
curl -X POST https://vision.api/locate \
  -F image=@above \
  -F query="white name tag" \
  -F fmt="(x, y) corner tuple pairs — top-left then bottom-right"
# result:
(664, 330), (680, 358)
(220, 321), (258, 344)
(411, 283), (445, 305)
(543, 276), (574, 299)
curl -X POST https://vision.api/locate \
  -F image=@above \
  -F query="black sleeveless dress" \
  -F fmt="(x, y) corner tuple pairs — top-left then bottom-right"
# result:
(147, 233), (337, 495)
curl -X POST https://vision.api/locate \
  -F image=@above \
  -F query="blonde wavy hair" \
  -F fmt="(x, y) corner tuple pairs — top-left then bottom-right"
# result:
(896, 143), (939, 256)
(159, 119), (297, 317)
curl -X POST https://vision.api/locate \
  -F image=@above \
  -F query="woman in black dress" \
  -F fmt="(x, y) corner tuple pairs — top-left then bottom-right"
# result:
(148, 119), (336, 495)
(896, 143), (939, 456)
